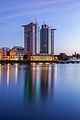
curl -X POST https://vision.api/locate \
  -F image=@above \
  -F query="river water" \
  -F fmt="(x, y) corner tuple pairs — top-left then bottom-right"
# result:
(0, 63), (80, 120)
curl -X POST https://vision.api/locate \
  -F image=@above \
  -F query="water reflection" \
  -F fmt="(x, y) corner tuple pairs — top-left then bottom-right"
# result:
(14, 63), (18, 84)
(24, 63), (55, 102)
(0, 63), (19, 86)
(0, 64), (80, 119)
(7, 64), (10, 86)
(0, 64), (2, 84)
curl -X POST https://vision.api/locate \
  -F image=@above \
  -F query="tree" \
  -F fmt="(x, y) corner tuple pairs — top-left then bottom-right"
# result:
(58, 53), (68, 60)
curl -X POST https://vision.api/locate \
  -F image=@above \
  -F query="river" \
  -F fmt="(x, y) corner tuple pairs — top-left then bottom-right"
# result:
(0, 63), (80, 120)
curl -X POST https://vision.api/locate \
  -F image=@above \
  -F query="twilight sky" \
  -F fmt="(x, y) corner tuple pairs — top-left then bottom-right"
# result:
(0, 0), (80, 55)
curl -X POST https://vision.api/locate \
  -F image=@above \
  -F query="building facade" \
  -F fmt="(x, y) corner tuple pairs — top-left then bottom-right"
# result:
(40, 24), (56, 55)
(35, 22), (40, 54)
(23, 22), (40, 55)
(23, 22), (56, 56)
(2, 47), (10, 56)
(10, 46), (25, 60)
(51, 29), (56, 55)
(0, 49), (3, 60)
(40, 24), (49, 54)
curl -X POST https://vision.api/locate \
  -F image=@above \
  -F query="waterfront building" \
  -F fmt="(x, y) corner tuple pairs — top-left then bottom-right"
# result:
(0, 47), (10, 60)
(23, 22), (40, 55)
(3, 56), (10, 60)
(10, 46), (25, 60)
(51, 29), (56, 55)
(25, 55), (57, 61)
(0, 49), (3, 60)
(10, 49), (17, 60)
(2, 47), (10, 56)
(35, 22), (40, 54)
(40, 24), (49, 54)
(40, 24), (56, 55)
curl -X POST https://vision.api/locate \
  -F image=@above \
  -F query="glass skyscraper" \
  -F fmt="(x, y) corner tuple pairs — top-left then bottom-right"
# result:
(40, 24), (55, 55)
(23, 22), (55, 56)
(40, 24), (49, 54)
(35, 22), (40, 54)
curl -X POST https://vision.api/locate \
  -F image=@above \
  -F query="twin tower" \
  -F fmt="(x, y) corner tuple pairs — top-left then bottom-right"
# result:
(23, 22), (56, 56)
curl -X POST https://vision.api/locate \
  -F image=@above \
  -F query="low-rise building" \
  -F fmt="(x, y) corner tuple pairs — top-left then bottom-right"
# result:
(2, 47), (10, 56)
(25, 55), (58, 61)
(10, 46), (26, 60)
(0, 49), (3, 60)
(3, 56), (10, 60)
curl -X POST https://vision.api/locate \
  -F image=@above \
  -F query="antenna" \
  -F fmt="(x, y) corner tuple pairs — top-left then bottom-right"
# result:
(35, 17), (37, 22)
(33, 17), (38, 24)
(43, 19), (45, 25)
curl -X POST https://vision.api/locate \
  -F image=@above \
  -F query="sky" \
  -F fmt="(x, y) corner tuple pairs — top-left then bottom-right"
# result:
(0, 0), (80, 55)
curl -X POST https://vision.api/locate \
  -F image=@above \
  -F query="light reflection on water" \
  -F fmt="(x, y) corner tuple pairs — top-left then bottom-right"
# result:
(0, 64), (19, 86)
(0, 63), (80, 119)
(24, 63), (55, 102)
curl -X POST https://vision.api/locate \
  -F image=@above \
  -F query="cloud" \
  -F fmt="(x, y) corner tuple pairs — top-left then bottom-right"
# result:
(0, 0), (63, 13)
(0, 0), (80, 23)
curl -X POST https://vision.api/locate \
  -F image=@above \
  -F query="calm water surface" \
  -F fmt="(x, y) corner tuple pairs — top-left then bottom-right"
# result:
(0, 63), (80, 120)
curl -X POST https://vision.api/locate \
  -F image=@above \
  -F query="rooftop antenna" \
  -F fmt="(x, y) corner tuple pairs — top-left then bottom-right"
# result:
(34, 17), (38, 24)
(43, 19), (45, 25)
(35, 17), (37, 22)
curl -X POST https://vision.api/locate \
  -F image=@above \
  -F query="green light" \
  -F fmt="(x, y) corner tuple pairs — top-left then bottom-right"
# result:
(25, 65), (30, 97)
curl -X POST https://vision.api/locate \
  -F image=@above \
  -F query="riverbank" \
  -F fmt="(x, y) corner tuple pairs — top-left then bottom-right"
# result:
(0, 60), (80, 64)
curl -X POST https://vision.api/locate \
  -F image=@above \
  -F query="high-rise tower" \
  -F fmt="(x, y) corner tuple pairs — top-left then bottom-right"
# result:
(35, 22), (40, 54)
(51, 29), (56, 55)
(23, 22), (40, 55)
(40, 24), (56, 55)
(40, 24), (49, 54)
